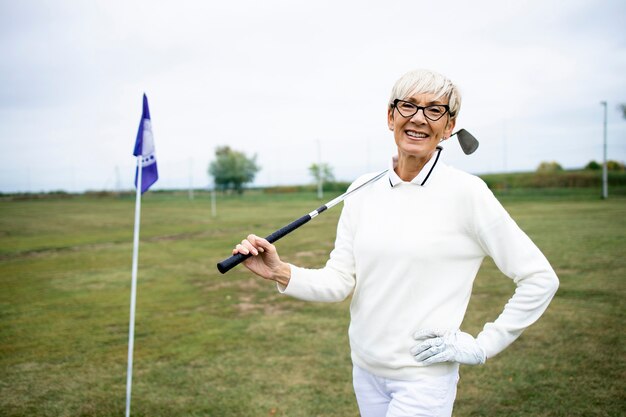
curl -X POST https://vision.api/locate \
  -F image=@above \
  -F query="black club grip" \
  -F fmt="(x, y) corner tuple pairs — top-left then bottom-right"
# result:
(216, 214), (313, 274)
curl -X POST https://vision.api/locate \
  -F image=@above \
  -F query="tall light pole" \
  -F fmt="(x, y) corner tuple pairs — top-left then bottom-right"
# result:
(600, 101), (608, 199)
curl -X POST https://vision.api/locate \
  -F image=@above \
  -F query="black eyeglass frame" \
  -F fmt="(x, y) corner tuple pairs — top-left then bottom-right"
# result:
(392, 99), (451, 121)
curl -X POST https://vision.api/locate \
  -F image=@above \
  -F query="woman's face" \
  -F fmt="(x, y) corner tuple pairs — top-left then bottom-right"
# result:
(387, 92), (456, 160)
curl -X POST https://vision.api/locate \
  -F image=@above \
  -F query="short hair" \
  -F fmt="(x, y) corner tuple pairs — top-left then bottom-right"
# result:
(388, 69), (462, 119)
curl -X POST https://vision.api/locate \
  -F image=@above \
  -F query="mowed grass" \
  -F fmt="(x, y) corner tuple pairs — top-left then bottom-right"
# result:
(0, 189), (624, 416)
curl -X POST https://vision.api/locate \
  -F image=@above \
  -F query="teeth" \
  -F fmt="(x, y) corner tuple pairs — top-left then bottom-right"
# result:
(407, 131), (427, 138)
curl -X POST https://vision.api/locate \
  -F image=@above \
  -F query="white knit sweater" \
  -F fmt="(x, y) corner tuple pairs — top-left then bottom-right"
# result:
(279, 151), (559, 380)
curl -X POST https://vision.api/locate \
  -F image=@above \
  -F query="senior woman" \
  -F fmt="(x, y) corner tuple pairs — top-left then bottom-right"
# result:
(232, 69), (559, 417)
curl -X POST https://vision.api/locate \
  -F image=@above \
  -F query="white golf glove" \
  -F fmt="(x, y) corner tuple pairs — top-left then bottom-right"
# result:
(410, 329), (486, 366)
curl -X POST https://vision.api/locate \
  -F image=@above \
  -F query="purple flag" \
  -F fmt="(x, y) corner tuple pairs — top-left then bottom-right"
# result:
(133, 94), (158, 193)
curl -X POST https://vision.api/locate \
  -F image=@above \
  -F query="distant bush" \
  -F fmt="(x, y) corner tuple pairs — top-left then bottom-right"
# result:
(481, 170), (626, 189)
(537, 161), (564, 172)
(263, 186), (303, 194)
(530, 172), (597, 188)
(84, 191), (122, 198)
(607, 160), (626, 171)
(1, 191), (76, 201)
(263, 181), (350, 195)
(323, 181), (350, 192)
(583, 160), (625, 171)
(585, 160), (602, 170)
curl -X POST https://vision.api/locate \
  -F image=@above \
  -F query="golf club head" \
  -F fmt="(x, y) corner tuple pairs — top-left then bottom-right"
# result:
(454, 129), (479, 155)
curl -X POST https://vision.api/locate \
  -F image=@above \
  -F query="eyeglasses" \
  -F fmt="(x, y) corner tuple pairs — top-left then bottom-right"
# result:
(392, 99), (450, 121)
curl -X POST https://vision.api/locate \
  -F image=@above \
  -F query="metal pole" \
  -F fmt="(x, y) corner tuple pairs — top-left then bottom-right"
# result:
(126, 156), (142, 417)
(601, 101), (608, 199)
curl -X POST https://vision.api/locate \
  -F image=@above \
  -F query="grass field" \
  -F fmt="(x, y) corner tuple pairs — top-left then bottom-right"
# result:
(1, 188), (625, 416)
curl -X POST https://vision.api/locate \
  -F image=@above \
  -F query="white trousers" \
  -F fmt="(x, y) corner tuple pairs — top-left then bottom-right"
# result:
(352, 365), (459, 417)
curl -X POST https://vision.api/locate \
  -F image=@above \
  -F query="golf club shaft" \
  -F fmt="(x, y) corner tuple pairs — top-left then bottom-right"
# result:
(216, 169), (388, 274)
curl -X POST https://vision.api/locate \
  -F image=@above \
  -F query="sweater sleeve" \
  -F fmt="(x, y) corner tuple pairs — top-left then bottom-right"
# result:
(276, 189), (359, 302)
(472, 182), (559, 358)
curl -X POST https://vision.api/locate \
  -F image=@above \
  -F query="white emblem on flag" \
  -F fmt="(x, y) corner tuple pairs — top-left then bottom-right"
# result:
(141, 119), (156, 167)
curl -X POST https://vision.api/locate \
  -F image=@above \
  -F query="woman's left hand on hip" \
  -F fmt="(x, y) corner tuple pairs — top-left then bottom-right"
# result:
(410, 329), (486, 366)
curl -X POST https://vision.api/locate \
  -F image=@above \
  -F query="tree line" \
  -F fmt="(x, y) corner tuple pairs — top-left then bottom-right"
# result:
(208, 146), (336, 194)
(208, 146), (625, 194)
(536, 160), (625, 173)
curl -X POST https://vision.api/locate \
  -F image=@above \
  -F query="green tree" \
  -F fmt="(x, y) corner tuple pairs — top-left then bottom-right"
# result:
(619, 103), (626, 119)
(208, 146), (261, 193)
(536, 161), (563, 173)
(586, 160), (625, 171)
(308, 163), (335, 184)
(607, 160), (626, 171)
(584, 160), (602, 170)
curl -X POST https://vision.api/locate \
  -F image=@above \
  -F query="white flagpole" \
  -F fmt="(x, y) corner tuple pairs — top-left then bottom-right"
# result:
(126, 156), (143, 417)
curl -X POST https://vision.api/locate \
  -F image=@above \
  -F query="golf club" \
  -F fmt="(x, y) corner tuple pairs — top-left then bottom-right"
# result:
(217, 169), (388, 274)
(216, 129), (480, 274)
(453, 129), (479, 155)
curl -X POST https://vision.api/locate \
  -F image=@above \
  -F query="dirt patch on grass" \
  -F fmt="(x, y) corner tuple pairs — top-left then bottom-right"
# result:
(196, 277), (290, 315)
(235, 293), (291, 316)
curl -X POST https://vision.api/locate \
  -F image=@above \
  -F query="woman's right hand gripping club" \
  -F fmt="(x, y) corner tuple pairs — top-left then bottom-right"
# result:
(233, 234), (291, 286)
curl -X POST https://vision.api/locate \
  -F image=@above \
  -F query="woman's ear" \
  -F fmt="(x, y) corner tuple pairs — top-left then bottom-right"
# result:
(387, 107), (395, 131)
(444, 118), (456, 138)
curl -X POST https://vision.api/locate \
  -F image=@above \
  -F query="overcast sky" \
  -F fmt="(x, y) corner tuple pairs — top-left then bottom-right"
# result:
(1, 0), (625, 192)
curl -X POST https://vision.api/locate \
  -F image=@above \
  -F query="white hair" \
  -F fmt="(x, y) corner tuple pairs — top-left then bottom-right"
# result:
(388, 69), (462, 119)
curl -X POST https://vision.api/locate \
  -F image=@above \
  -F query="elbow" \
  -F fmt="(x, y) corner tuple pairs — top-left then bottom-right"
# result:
(548, 272), (559, 297)
(517, 268), (559, 300)
(534, 269), (559, 300)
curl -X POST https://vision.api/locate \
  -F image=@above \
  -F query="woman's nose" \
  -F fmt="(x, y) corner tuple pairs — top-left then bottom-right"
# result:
(410, 108), (427, 123)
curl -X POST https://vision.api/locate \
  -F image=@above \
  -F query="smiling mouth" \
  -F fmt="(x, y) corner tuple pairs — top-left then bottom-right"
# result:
(406, 130), (429, 139)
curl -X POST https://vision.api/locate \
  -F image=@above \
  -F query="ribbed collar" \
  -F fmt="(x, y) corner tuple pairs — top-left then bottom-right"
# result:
(388, 146), (443, 187)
